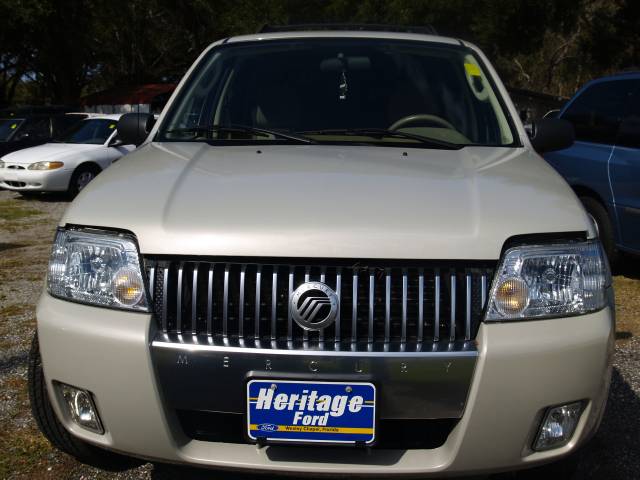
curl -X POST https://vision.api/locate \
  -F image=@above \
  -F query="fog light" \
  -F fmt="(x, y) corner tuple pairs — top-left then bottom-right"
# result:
(58, 383), (104, 434)
(534, 402), (583, 451)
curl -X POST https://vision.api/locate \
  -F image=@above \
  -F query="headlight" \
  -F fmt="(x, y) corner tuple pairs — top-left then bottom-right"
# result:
(28, 161), (64, 170)
(0, 160), (4, 168)
(47, 229), (148, 311)
(486, 240), (610, 320)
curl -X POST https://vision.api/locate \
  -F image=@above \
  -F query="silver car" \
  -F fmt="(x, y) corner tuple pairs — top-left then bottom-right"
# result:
(29, 26), (613, 477)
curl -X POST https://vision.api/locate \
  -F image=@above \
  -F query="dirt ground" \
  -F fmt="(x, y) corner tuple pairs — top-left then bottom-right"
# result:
(0, 189), (639, 480)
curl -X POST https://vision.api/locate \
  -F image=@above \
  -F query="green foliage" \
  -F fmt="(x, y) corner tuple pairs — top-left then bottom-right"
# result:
(0, 0), (637, 105)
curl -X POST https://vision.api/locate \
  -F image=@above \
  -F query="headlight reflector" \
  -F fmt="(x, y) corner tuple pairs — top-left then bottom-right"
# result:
(48, 229), (148, 311)
(486, 240), (609, 320)
(28, 161), (64, 170)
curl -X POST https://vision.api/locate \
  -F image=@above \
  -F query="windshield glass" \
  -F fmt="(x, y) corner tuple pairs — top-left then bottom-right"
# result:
(159, 39), (516, 148)
(58, 118), (117, 144)
(0, 119), (25, 142)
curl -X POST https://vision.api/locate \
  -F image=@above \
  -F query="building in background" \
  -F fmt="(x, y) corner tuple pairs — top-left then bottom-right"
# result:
(80, 84), (176, 115)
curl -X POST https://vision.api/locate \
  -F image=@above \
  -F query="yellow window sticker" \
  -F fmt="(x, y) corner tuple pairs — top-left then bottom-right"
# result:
(109, 123), (116, 129)
(11, 123), (17, 129)
(464, 63), (481, 77)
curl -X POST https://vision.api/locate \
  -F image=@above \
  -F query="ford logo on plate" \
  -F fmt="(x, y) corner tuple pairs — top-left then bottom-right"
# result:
(257, 423), (278, 432)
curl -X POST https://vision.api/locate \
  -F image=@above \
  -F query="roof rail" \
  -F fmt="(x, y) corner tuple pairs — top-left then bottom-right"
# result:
(259, 23), (437, 36)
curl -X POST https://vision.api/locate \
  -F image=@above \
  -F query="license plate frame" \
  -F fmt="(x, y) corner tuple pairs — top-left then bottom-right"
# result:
(246, 379), (376, 446)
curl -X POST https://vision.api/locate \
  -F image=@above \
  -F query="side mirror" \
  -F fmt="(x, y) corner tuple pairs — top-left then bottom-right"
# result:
(529, 118), (574, 153)
(108, 137), (124, 148)
(117, 113), (155, 146)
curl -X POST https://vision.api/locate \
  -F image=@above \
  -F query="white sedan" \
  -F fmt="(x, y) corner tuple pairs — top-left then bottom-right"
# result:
(0, 114), (135, 196)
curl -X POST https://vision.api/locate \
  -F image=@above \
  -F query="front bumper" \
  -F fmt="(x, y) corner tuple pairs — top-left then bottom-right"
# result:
(0, 166), (71, 191)
(37, 292), (613, 476)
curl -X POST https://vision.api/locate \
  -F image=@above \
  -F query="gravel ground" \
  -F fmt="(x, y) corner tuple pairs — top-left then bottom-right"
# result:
(0, 189), (639, 480)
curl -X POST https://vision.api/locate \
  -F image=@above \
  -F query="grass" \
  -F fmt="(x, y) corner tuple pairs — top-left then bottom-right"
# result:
(0, 201), (41, 222)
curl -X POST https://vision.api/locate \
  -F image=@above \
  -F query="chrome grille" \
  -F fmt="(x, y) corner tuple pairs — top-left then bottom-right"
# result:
(144, 258), (495, 351)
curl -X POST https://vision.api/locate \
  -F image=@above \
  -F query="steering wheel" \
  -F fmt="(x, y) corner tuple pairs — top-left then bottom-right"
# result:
(389, 114), (456, 132)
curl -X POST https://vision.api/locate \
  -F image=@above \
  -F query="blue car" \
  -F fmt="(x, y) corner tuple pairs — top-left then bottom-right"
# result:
(545, 72), (640, 262)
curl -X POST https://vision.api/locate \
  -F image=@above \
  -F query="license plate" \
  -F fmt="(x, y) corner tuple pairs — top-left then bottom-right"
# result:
(247, 379), (376, 445)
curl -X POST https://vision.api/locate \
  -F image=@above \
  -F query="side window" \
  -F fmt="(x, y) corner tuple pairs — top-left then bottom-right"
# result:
(52, 115), (86, 137)
(617, 90), (640, 149)
(562, 79), (639, 145)
(20, 117), (52, 140)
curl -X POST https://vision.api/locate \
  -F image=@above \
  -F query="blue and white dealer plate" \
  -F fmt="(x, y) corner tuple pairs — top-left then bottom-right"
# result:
(247, 379), (376, 444)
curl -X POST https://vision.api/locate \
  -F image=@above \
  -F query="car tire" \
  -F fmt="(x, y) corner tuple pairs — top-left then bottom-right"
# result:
(28, 332), (141, 471)
(68, 164), (100, 198)
(580, 196), (618, 266)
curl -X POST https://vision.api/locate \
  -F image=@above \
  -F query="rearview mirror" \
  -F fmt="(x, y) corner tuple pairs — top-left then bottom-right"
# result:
(529, 119), (574, 153)
(117, 113), (155, 146)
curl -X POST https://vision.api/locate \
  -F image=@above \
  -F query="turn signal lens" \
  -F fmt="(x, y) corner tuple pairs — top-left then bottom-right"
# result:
(494, 277), (529, 315)
(112, 267), (144, 306)
(28, 161), (64, 170)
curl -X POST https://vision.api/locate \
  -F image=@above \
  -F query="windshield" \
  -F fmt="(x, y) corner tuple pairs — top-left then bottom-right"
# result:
(58, 118), (117, 144)
(0, 119), (25, 142)
(159, 39), (516, 148)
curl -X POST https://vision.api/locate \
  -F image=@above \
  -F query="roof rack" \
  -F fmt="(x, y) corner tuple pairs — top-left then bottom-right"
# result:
(259, 23), (437, 36)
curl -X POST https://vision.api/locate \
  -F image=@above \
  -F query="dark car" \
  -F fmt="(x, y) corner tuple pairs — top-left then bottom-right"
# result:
(544, 72), (640, 262)
(0, 108), (88, 157)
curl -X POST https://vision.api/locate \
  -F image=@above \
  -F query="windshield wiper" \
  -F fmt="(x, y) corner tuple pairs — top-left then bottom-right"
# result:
(299, 128), (460, 150)
(165, 124), (316, 144)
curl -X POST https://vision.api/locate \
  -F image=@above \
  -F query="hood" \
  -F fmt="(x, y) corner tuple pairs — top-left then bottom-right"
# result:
(62, 143), (591, 260)
(1, 143), (102, 164)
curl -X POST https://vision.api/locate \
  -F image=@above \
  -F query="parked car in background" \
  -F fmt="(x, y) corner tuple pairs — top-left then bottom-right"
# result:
(544, 72), (640, 262)
(0, 114), (134, 196)
(0, 109), (88, 157)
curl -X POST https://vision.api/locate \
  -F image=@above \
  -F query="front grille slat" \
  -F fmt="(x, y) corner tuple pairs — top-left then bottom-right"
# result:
(385, 270), (391, 342)
(238, 265), (247, 340)
(287, 266), (294, 342)
(449, 272), (456, 342)
(176, 264), (183, 334)
(149, 267), (155, 301)
(206, 265), (213, 336)
(271, 268), (277, 342)
(191, 265), (198, 335)
(147, 258), (495, 351)
(162, 267), (169, 333)
(434, 270), (440, 342)
(223, 265), (229, 340)
(481, 274), (487, 306)
(254, 266), (261, 343)
(401, 269), (408, 344)
(368, 272), (375, 344)
(335, 268), (342, 343)
(418, 269), (424, 343)
(465, 273), (471, 341)
(351, 272), (358, 344)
